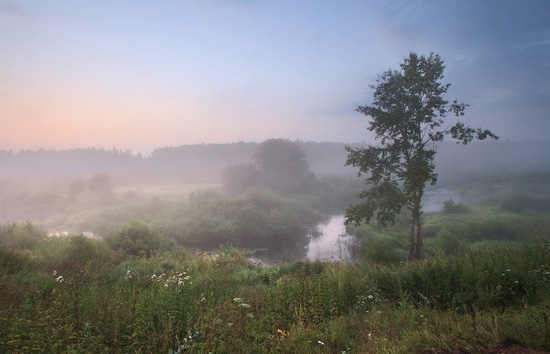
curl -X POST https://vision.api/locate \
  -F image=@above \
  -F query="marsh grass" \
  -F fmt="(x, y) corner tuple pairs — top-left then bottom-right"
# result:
(1, 224), (549, 353)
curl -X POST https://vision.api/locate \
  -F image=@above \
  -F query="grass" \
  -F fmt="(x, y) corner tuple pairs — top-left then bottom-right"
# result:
(1, 229), (549, 353)
(2, 173), (550, 352)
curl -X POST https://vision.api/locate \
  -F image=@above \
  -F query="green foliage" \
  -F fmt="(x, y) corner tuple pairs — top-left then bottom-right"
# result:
(434, 228), (466, 255)
(104, 221), (173, 257)
(253, 138), (316, 194)
(362, 237), (404, 264)
(0, 221), (47, 249)
(346, 52), (497, 258)
(221, 162), (258, 195)
(1, 237), (550, 353)
(501, 193), (550, 213)
(441, 199), (470, 214)
(161, 188), (319, 250)
(0, 248), (34, 275)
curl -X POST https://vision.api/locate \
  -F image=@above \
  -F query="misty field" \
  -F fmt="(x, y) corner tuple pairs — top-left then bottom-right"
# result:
(2, 173), (550, 353)
(2, 143), (550, 352)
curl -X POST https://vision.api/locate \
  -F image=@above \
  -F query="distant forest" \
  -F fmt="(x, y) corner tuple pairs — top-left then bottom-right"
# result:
(1, 140), (549, 183)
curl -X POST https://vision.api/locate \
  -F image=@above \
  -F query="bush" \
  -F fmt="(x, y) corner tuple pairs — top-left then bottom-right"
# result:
(105, 221), (173, 257)
(435, 228), (466, 255)
(441, 199), (469, 214)
(0, 221), (47, 250)
(363, 237), (404, 264)
(0, 248), (34, 275)
(32, 234), (114, 275)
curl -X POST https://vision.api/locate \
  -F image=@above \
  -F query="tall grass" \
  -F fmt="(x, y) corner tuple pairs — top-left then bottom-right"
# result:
(1, 223), (549, 353)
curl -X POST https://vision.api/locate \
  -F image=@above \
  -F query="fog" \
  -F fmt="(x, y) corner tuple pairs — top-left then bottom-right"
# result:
(1, 139), (549, 259)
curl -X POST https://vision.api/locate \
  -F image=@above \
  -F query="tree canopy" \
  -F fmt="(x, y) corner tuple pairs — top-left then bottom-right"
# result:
(253, 139), (314, 194)
(345, 52), (498, 259)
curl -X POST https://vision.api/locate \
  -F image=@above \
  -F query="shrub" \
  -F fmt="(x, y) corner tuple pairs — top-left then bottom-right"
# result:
(435, 228), (466, 255)
(0, 248), (34, 275)
(441, 199), (469, 214)
(363, 237), (404, 264)
(0, 221), (47, 250)
(104, 221), (173, 257)
(34, 234), (114, 275)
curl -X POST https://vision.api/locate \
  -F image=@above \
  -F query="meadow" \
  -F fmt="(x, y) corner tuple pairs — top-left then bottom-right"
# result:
(1, 173), (550, 353)
(1, 228), (549, 353)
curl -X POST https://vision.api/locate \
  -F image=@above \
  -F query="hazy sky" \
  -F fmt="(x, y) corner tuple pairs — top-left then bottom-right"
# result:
(1, 0), (549, 154)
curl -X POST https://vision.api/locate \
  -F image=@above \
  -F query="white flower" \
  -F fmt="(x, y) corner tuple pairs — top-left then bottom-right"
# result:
(55, 275), (64, 283)
(317, 341), (325, 345)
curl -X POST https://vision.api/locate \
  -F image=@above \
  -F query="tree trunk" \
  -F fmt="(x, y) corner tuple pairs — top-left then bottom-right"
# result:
(409, 190), (423, 259)
(414, 216), (423, 259)
(408, 218), (416, 260)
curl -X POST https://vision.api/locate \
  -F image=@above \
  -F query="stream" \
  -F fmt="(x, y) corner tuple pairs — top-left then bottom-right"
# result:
(46, 189), (460, 265)
(300, 188), (461, 264)
(306, 214), (357, 262)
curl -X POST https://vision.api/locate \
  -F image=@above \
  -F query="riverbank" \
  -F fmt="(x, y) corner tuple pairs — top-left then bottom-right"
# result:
(2, 233), (549, 353)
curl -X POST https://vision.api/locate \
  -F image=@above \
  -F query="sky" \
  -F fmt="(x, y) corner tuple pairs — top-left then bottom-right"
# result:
(1, 0), (549, 155)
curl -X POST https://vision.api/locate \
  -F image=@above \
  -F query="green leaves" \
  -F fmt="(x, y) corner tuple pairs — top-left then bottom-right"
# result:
(346, 52), (498, 257)
(449, 122), (499, 145)
(346, 181), (407, 227)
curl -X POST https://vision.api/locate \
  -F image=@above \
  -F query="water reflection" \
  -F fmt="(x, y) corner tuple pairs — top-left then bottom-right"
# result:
(306, 215), (356, 262)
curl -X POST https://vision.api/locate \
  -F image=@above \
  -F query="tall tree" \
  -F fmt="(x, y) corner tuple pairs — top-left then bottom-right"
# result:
(253, 139), (313, 194)
(345, 52), (498, 259)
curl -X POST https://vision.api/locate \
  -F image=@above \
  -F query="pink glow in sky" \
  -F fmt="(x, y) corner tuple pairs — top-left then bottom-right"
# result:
(1, 1), (549, 154)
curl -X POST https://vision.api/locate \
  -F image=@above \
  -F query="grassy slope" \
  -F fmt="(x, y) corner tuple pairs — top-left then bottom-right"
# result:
(1, 237), (549, 353)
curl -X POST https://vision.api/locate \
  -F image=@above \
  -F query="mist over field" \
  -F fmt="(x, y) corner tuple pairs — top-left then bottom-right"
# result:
(1, 139), (549, 236)
(2, 1), (550, 352)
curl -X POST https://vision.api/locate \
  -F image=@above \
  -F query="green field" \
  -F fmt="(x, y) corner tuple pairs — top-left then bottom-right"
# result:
(1, 173), (550, 353)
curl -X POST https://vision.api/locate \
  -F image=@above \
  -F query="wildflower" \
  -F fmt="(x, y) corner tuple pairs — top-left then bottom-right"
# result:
(367, 295), (374, 300)
(318, 341), (325, 345)
(277, 329), (289, 337)
(238, 303), (251, 308)
(233, 297), (243, 303)
(55, 275), (64, 283)
(53, 270), (57, 276)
